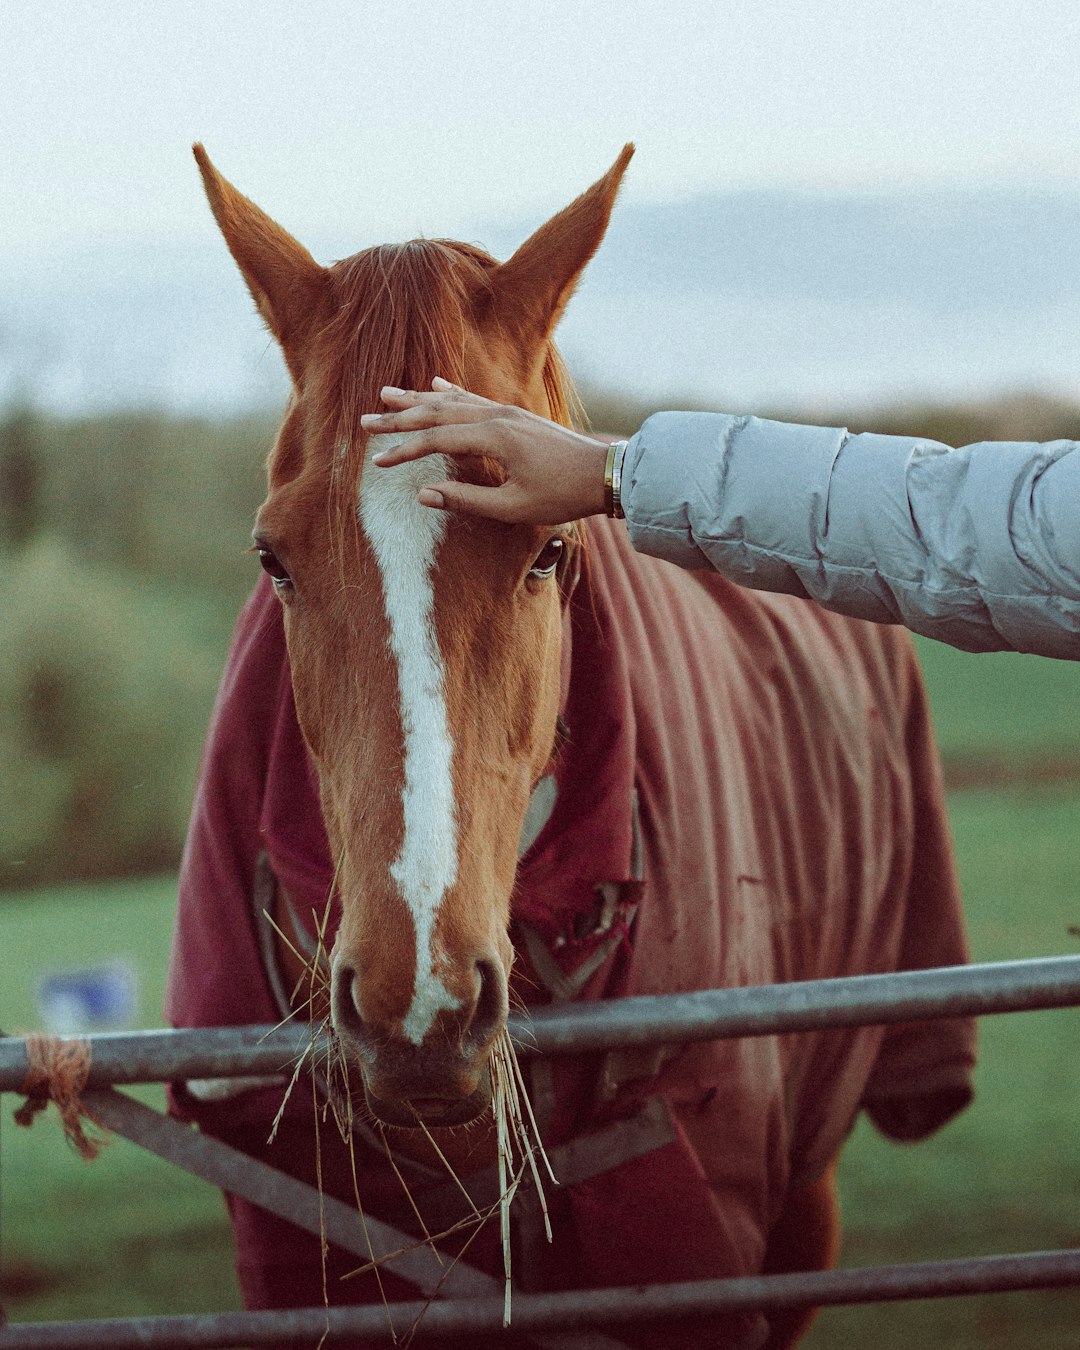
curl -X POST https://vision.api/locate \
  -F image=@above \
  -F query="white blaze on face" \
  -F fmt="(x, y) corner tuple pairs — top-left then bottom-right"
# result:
(359, 434), (462, 1045)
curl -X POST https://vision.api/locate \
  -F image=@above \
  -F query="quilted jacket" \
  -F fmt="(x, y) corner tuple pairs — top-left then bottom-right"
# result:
(624, 412), (1080, 659)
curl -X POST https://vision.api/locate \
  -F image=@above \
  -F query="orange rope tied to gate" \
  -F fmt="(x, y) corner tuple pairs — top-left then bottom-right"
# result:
(13, 1033), (107, 1161)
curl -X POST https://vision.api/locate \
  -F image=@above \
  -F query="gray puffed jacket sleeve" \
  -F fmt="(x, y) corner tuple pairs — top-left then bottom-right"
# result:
(623, 412), (1080, 660)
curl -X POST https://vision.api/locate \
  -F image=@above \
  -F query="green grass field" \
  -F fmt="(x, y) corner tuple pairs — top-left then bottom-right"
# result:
(913, 634), (1080, 770)
(805, 786), (1080, 1349)
(2, 643), (1080, 1346)
(0, 878), (239, 1321)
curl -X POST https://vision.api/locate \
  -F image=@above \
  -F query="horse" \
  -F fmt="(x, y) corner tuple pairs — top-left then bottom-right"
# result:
(166, 145), (976, 1350)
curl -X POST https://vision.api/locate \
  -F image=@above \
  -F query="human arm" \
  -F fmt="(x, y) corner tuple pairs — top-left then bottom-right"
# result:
(626, 411), (1080, 659)
(365, 383), (1080, 659)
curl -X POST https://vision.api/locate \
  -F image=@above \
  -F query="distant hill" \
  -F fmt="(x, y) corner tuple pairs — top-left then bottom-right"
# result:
(5, 186), (1080, 415)
(579, 187), (1080, 307)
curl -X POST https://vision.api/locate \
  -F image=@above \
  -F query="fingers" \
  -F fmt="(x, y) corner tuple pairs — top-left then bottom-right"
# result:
(365, 380), (494, 430)
(417, 480), (515, 521)
(363, 379), (532, 468)
(364, 400), (499, 440)
(384, 377), (484, 405)
(368, 419), (507, 467)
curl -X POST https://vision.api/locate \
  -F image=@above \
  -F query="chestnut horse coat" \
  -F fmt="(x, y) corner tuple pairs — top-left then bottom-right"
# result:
(167, 515), (974, 1346)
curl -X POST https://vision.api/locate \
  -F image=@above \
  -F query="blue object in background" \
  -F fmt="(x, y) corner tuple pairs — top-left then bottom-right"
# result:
(36, 962), (138, 1034)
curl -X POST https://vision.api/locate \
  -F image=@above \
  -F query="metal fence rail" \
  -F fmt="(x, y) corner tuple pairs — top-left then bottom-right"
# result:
(3, 955), (1079, 1089)
(4, 1249), (1080, 1348)
(3, 954), (1079, 1347)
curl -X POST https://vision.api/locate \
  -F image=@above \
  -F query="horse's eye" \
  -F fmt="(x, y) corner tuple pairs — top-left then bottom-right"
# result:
(257, 547), (293, 593)
(529, 537), (565, 580)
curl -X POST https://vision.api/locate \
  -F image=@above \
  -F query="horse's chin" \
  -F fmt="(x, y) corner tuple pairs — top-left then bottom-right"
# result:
(362, 1067), (493, 1131)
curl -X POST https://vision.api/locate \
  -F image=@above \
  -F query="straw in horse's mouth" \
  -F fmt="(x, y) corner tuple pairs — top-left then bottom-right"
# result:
(265, 898), (554, 1331)
(337, 1025), (554, 1326)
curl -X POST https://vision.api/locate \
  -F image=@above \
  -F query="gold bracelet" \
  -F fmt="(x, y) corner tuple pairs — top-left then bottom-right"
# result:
(603, 440), (628, 519)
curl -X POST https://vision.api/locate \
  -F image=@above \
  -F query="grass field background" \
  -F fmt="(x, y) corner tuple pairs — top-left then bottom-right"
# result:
(2, 639), (1079, 1346)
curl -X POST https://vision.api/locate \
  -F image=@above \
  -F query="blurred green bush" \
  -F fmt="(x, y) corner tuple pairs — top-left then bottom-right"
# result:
(0, 407), (272, 590)
(0, 535), (231, 883)
(0, 407), (270, 886)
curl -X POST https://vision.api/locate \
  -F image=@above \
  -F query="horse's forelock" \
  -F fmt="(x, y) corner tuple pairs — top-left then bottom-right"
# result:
(309, 239), (579, 535)
(322, 240), (491, 459)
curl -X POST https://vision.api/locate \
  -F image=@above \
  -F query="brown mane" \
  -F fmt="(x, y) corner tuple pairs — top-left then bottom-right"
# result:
(317, 239), (581, 543)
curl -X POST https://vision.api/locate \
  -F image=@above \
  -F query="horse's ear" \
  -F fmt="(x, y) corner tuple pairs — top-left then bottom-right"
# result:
(193, 144), (330, 382)
(486, 144), (634, 356)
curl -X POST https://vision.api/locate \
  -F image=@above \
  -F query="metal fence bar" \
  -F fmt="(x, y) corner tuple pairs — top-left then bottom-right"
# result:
(77, 1089), (630, 1350)
(3, 956), (1079, 1090)
(522, 952), (1080, 1056)
(80, 1087), (497, 1299)
(0, 1023), (310, 1093)
(3, 1248), (1080, 1348)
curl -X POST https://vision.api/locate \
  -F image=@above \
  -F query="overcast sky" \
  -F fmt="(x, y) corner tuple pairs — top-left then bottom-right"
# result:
(7, 0), (1080, 265)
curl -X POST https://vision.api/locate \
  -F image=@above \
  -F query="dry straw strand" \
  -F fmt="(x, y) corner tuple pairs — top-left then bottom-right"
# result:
(263, 854), (558, 1335)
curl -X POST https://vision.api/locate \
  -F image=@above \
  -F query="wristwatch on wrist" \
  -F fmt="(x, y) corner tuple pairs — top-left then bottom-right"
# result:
(603, 440), (628, 519)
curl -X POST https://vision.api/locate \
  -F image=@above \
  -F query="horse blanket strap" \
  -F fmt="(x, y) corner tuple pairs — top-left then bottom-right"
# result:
(408, 1095), (676, 1235)
(183, 851), (298, 1102)
(517, 919), (627, 1005)
(514, 791), (644, 1135)
(519, 772), (559, 858)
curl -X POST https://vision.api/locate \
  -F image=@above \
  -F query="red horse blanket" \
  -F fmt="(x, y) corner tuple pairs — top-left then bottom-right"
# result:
(167, 516), (975, 1348)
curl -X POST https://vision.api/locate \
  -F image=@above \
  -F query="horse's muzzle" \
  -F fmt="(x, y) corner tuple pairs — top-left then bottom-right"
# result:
(330, 956), (506, 1129)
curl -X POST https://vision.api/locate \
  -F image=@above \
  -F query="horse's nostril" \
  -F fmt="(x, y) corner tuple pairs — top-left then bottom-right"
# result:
(333, 953), (505, 1061)
(331, 961), (369, 1047)
(467, 958), (507, 1049)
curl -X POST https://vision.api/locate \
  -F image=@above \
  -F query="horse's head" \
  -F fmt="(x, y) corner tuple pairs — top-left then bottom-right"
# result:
(196, 143), (632, 1128)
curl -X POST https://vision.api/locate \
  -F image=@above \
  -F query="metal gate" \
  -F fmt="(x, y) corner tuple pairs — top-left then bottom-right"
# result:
(2, 955), (1080, 1347)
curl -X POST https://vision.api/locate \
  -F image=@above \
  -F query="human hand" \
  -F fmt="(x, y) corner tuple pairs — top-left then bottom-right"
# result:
(360, 378), (612, 524)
